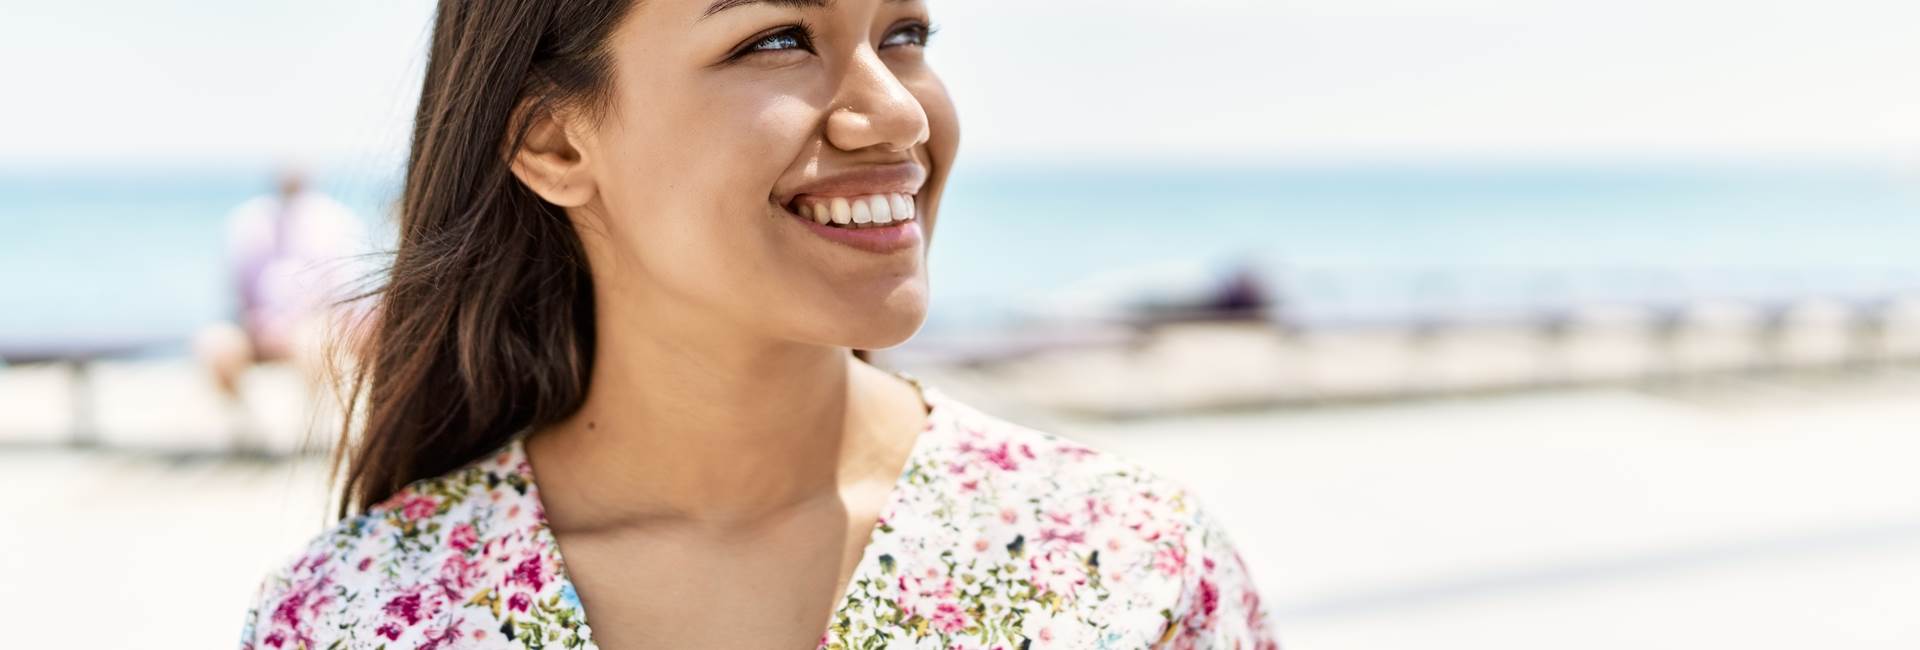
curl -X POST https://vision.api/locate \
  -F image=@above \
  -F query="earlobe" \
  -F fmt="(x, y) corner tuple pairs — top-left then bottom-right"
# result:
(508, 103), (596, 208)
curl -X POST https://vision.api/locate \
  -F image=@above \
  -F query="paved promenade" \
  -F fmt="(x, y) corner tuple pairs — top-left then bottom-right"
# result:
(1, 362), (1915, 648)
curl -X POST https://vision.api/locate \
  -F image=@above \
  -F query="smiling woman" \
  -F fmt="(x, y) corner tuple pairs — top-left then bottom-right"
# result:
(236, 0), (1277, 648)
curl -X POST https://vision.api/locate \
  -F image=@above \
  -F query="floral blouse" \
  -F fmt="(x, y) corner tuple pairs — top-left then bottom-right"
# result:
(239, 371), (1280, 649)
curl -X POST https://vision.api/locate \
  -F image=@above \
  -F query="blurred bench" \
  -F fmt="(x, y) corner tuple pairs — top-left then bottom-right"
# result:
(1, 339), (169, 447)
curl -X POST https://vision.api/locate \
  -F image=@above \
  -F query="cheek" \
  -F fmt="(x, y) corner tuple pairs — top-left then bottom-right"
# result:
(908, 75), (960, 239)
(688, 89), (821, 238)
(595, 65), (818, 213)
(590, 87), (824, 285)
(914, 77), (960, 168)
(722, 89), (823, 169)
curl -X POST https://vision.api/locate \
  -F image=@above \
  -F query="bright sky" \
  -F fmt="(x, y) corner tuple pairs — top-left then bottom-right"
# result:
(4, 0), (1917, 168)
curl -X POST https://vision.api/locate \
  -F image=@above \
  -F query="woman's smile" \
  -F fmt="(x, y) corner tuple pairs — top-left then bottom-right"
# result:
(790, 191), (916, 227)
(774, 162), (930, 254)
(776, 192), (923, 254)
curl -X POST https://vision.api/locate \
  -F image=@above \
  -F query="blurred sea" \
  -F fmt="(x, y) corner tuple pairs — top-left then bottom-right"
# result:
(5, 163), (1920, 349)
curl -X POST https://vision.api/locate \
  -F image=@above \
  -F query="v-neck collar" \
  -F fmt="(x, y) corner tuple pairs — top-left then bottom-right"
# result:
(509, 369), (949, 649)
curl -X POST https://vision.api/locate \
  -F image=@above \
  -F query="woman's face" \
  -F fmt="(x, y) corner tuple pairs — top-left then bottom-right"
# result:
(569, 0), (958, 352)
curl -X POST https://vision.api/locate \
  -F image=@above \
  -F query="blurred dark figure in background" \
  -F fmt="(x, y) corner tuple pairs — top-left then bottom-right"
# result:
(192, 166), (366, 452)
(1125, 260), (1282, 339)
(1209, 262), (1274, 318)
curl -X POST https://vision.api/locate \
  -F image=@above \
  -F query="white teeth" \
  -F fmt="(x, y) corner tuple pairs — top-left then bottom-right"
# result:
(830, 197), (852, 225)
(888, 194), (910, 222)
(795, 192), (916, 227)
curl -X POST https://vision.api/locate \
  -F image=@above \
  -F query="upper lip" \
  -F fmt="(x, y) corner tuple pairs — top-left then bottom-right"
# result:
(777, 163), (927, 207)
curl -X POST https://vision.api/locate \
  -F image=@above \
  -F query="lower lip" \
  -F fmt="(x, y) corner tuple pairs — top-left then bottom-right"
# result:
(780, 202), (922, 254)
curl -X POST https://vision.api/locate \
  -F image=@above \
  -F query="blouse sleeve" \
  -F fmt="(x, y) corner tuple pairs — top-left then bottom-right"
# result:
(1163, 492), (1283, 649)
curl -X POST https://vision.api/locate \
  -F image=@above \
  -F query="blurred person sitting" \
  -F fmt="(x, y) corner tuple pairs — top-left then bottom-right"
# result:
(193, 167), (367, 454)
(1132, 259), (1279, 326)
(1208, 262), (1274, 319)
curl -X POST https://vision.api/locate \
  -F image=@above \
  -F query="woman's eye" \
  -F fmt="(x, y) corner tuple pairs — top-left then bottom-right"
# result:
(741, 26), (814, 57)
(880, 22), (936, 49)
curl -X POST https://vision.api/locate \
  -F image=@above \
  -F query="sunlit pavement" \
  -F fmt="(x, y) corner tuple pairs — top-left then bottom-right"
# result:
(2, 366), (1916, 648)
(1039, 370), (1920, 650)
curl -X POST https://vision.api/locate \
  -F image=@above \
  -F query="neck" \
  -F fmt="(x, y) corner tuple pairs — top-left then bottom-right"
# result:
(525, 302), (926, 535)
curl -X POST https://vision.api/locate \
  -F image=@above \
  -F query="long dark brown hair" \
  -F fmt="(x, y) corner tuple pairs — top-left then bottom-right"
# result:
(331, 0), (870, 518)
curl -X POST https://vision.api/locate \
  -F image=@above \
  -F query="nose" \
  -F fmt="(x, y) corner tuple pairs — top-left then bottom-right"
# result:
(825, 46), (931, 153)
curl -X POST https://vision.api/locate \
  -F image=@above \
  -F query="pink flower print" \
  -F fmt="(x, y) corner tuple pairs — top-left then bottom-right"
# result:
(1055, 441), (1097, 459)
(1028, 548), (1089, 598)
(509, 592), (532, 612)
(400, 495), (439, 521)
(447, 523), (479, 552)
(291, 552), (328, 574)
(999, 507), (1020, 525)
(375, 623), (402, 641)
(268, 573), (334, 648)
(440, 552), (483, 591)
(1197, 578), (1220, 618)
(1153, 541), (1189, 577)
(416, 622), (463, 650)
(1038, 509), (1087, 547)
(1126, 504), (1183, 544)
(981, 441), (1019, 471)
(1038, 526), (1087, 547)
(384, 592), (424, 625)
(895, 566), (957, 619)
(1081, 496), (1110, 527)
(506, 553), (547, 592)
(270, 590), (306, 627)
(1239, 589), (1268, 631)
(930, 601), (971, 634)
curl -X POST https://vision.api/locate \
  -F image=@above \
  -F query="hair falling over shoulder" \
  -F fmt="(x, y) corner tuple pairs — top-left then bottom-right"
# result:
(322, 0), (632, 518)
(322, 0), (876, 520)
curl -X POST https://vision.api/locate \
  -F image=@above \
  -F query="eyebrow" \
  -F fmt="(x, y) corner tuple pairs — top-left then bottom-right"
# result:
(701, 0), (910, 21)
(701, 0), (833, 21)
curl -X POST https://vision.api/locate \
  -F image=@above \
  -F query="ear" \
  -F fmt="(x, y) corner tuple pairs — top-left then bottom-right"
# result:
(507, 101), (597, 208)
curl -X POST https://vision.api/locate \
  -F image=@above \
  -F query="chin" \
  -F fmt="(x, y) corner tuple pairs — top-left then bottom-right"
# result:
(833, 299), (929, 351)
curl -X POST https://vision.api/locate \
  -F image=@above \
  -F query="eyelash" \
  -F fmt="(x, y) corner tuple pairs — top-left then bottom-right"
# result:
(731, 20), (939, 61)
